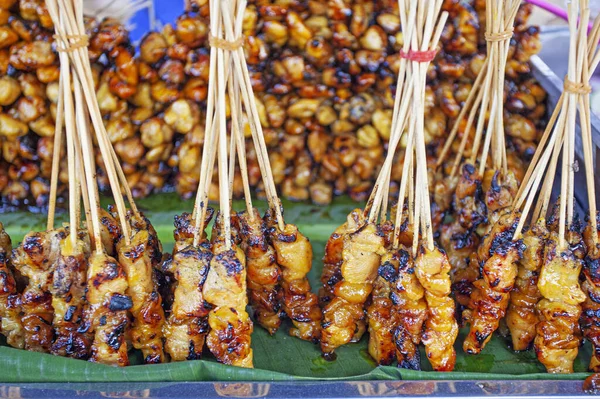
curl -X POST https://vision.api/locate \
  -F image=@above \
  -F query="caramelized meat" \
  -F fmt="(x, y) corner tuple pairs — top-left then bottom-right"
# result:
(464, 212), (523, 354)
(455, 163), (486, 230)
(321, 210), (385, 357)
(389, 247), (427, 370)
(239, 208), (282, 335)
(535, 232), (585, 373)
(506, 219), (548, 351)
(11, 228), (64, 352)
(163, 241), (212, 361)
(0, 222), (24, 348)
(117, 213), (166, 364)
(267, 211), (321, 343)
(50, 236), (91, 359)
(415, 246), (458, 371)
(203, 238), (253, 368)
(84, 252), (131, 366)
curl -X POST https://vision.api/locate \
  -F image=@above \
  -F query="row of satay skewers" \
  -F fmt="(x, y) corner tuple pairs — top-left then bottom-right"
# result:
(0, 0), (322, 368)
(1, 0), (600, 375)
(317, 0), (600, 375)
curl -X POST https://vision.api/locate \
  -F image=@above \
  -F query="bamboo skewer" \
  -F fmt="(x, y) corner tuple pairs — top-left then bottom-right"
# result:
(47, 74), (64, 232)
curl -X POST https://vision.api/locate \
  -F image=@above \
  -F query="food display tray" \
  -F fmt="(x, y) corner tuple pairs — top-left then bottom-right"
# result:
(0, 27), (597, 399)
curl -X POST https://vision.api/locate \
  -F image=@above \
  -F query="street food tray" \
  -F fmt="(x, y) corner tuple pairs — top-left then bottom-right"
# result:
(0, 30), (599, 396)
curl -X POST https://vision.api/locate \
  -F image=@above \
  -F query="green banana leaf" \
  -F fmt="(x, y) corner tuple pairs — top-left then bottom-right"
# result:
(0, 194), (593, 382)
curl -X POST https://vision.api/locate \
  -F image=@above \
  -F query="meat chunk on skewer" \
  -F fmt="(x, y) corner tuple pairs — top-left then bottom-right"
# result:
(415, 246), (458, 371)
(535, 232), (586, 373)
(581, 213), (600, 371)
(203, 236), (253, 368)
(463, 212), (523, 354)
(50, 235), (91, 359)
(83, 252), (132, 366)
(239, 208), (282, 335)
(367, 249), (397, 366)
(506, 219), (548, 351)
(321, 210), (385, 358)
(11, 228), (65, 353)
(266, 211), (321, 343)
(163, 240), (212, 361)
(117, 213), (166, 364)
(0, 223), (24, 349)
(455, 163), (487, 231)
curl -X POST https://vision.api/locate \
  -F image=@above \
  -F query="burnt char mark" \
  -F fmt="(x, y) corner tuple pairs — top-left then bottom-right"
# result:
(93, 260), (123, 287)
(0, 270), (16, 295)
(463, 163), (476, 177)
(274, 230), (297, 244)
(64, 305), (77, 322)
(394, 327), (421, 370)
(109, 294), (133, 311)
(107, 321), (127, 350)
(585, 254), (600, 285)
(101, 217), (121, 242)
(216, 251), (243, 276)
(23, 233), (45, 259)
(124, 243), (146, 260)
(378, 261), (398, 283)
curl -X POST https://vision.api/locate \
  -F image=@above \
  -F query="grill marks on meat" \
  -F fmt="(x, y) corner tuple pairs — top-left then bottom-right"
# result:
(266, 211), (321, 343)
(583, 213), (600, 371)
(321, 210), (385, 357)
(534, 232), (585, 373)
(0, 223), (24, 349)
(50, 237), (91, 359)
(506, 219), (548, 351)
(415, 246), (458, 371)
(163, 240), (212, 361)
(463, 212), (523, 354)
(239, 208), (282, 335)
(203, 238), (253, 368)
(117, 213), (166, 364)
(84, 252), (131, 366)
(11, 229), (64, 352)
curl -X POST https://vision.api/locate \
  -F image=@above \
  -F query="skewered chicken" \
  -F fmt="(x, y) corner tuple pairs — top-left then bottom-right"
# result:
(83, 252), (132, 366)
(464, 211), (523, 354)
(117, 212), (166, 363)
(455, 163), (487, 230)
(321, 209), (385, 358)
(388, 247), (427, 369)
(163, 238), (212, 361)
(99, 208), (121, 256)
(506, 218), (548, 351)
(320, 225), (348, 308)
(266, 210), (321, 343)
(367, 249), (397, 366)
(535, 232), (586, 373)
(172, 209), (214, 254)
(0, 222), (24, 348)
(481, 170), (519, 228)
(203, 223), (253, 368)
(415, 246), (458, 371)
(239, 208), (282, 335)
(582, 213), (600, 371)
(50, 234), (91, 359)
(11, 228), (64, 352)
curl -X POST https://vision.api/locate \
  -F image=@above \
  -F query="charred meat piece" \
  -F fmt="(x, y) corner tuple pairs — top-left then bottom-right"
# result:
(454, 163), (486, 230)
(117, 213), (166, 364)
(415, 246), (458, 371)
(163, 240), (212, 361)
(50, 236), (91, 359)
(84, 252), (131, 366)
(464, 212), (523, 354)
(203, 237), (253, 368)
(0, 222), (24, 349)
(11, 228), (65, 353)
(266, 210), (321, 343)
(321, 209), (385, 357)
(506, 218), (548, 351)
(239, 208), (282, 335)
(482, 169), (518, 227)
(535, 232), (585, 373)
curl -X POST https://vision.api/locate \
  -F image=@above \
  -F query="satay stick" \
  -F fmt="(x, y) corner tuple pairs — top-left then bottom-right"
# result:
(48, 0), (131, 244)
(47, 74), (64, 231)
(61, 61), (78, 248)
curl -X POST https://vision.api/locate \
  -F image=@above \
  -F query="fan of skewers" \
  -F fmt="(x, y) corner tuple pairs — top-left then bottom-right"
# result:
(0, 0), (322, 368)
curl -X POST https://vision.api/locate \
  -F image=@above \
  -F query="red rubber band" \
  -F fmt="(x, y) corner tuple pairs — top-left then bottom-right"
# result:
(399, 49), (437, 62)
